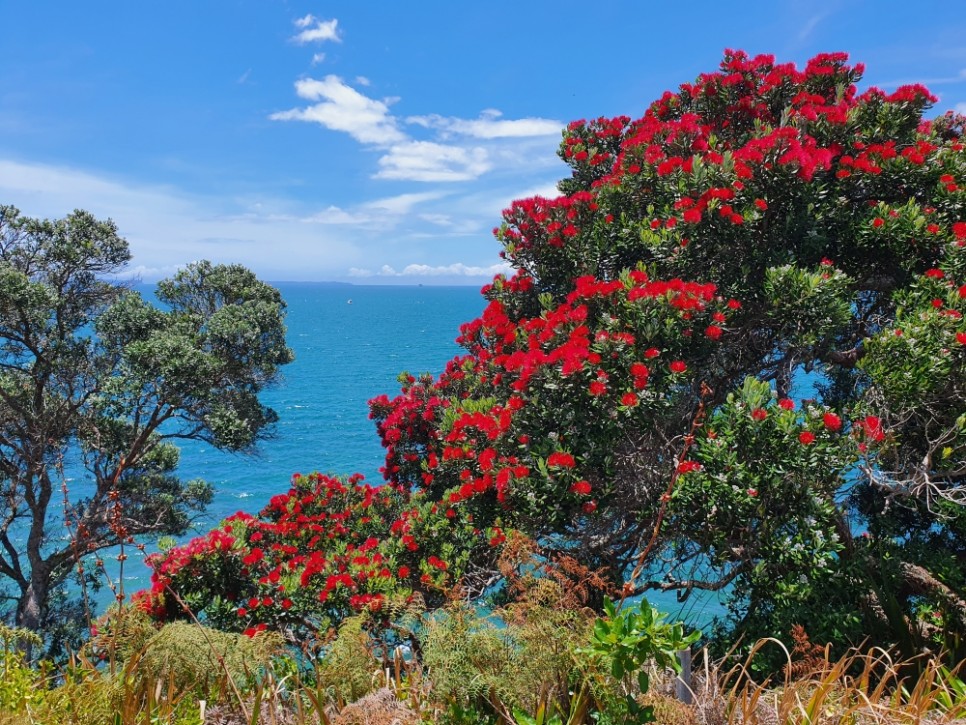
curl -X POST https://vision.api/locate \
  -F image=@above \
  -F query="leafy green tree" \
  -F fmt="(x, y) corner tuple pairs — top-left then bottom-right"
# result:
(147, 51), (966, 663)
(0, 205), (293, 637)
(368, 50), (966, 657)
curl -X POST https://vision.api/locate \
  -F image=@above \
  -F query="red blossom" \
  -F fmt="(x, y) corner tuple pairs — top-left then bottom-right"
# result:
(858, 415), (885, 442)
(799, 431), (816, 445)
(677, 460), (702, 474)
(823, 412), (842, 431)
(547, 452), (576, 468)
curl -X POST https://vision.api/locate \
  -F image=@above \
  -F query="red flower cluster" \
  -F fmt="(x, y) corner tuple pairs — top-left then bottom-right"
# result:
(139, 50), (966, 646)
(137, 472), (427, 631)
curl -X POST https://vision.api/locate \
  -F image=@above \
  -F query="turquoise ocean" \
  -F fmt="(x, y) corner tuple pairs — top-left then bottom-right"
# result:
(112, 282), (722, 626)
(172, 284), (483, 520)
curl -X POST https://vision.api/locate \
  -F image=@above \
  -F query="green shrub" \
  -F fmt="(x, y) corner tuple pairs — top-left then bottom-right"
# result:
(314, 614), (380, 708)
(139, 621), (284, 696)
(0, 624), (45, 717)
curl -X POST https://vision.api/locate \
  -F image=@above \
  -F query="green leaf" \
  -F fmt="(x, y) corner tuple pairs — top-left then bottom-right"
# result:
(638, 670), (650, 694)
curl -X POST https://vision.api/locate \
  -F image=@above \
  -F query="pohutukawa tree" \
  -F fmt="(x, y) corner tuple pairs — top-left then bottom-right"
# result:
(146, 51), (966, 659)
(0, 205), (293, 640)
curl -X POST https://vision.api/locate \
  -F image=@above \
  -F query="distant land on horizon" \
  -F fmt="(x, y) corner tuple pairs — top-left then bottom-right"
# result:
(128, 277), (490, 288)
(266, 279), (488, 288)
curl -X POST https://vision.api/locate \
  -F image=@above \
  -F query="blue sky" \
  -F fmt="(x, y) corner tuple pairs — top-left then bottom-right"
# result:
(1, 1), (964, 284)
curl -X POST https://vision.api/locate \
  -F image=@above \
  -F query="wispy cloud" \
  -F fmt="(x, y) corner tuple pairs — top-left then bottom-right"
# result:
(299, 205), (373, 225)
(114, 263), (188, 281)
(270, 75), (405, 144)
(271, 75), (560, 182)
(880, 68), (966, 87)
(362, 191), (449, 214)
(291, 15), (341, 45)
(0, 151), (562, 284)
(407, 109), (561, 139)
(418, 213), (455, 227)
(797, 12), (827, 42)
(272, 21), (563, 185)
(0, 158), (365, 281)
(956, 102), (966, 114)
(349, 261), (512, 278)
(375, 141), (491, 182)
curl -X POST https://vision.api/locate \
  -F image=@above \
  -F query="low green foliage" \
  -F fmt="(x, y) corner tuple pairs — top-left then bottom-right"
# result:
(139, 622), (285, 697)
(314, 614), (381, 708)
(581, 598), (699, 724)
(0, 624), (46, 716)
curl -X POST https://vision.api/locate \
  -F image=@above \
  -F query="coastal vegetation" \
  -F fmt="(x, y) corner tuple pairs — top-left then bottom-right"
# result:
(4, 49), (966, 722)
(0, 205), (294, 650)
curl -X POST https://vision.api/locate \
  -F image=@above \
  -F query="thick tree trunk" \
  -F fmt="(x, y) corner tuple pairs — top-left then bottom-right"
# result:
(15, 565), (50, 658)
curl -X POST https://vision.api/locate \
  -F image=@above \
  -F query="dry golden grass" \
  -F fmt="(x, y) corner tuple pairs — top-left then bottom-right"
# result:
(685, 638), (966, 725)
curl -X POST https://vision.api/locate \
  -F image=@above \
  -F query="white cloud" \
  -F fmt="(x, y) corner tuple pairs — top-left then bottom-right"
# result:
(265, 21), (567, 216)
(375, 141), (491, 182)
(955, 102), (966, 114)
(113, 263), (188, 281)
(0, 158), (364, 281)
(311, 52), (326, 66)
(361, 191), (447, 214)
(237, 68), (252, 85)
(377, 262), (513, 277)
(300, 205), (373, 225)
(270, 44), (563, 188)
(270, 75), (405, 145)
(450, 182), (562, 226)
(292, 192), (455, 227)
(881, 69), (966, 87)
(797, 13), (827, 42)
(418, 213), (454, 227)
(291, 15), (341, 45)
(408, 109), (562, 139)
